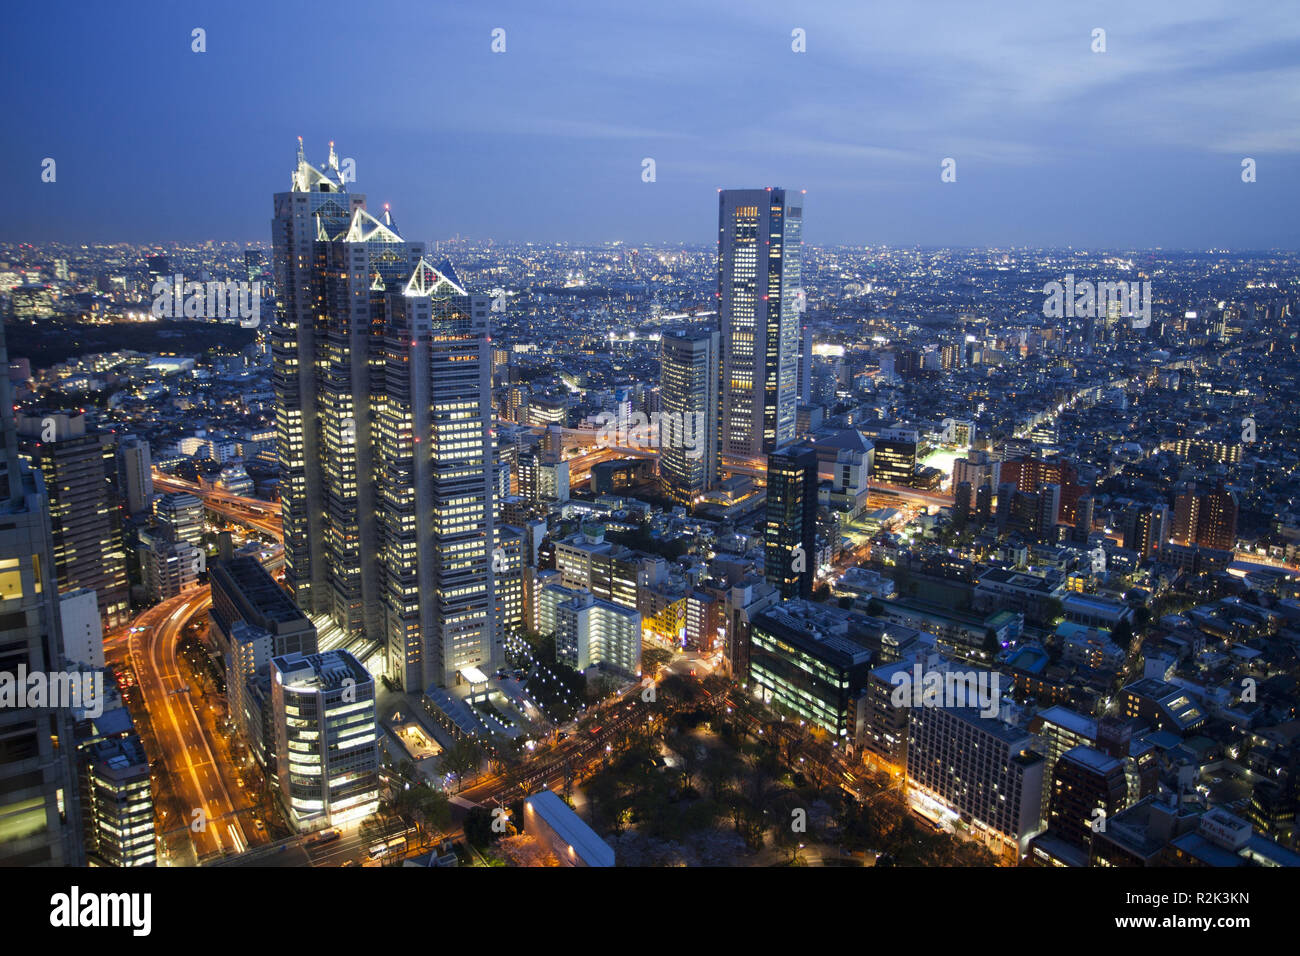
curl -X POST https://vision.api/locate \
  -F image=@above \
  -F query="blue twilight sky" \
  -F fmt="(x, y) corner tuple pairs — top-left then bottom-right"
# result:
(5, 0), (1299, 249)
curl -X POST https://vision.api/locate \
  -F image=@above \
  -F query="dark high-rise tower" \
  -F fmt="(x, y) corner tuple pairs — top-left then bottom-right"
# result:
(1125, 504), (1168, 559)
(764, 443), (820, 600)
(718, 188), (802, 465)
(659, 329), (719, 504)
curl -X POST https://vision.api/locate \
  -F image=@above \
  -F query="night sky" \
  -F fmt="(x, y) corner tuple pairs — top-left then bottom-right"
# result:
(6, 0), (1298, 248)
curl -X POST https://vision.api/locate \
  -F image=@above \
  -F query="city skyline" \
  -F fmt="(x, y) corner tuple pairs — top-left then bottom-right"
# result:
(3, 0), (1300, 891)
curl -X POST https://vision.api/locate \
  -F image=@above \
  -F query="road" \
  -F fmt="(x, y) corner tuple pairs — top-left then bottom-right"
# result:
(111, 475), (287, 863)
(121, 587), (254, 860)
(152, 471), (284, 538)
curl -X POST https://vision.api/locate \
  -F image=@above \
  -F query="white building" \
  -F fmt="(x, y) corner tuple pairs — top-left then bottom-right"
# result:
(271, 649), (379, 832)
(556, 591), (642, 677)
(535, 576), (582, 638)
(58, 588), (104, 669)
(907, 706), (1045, 858)
(137, 530), (202, 602)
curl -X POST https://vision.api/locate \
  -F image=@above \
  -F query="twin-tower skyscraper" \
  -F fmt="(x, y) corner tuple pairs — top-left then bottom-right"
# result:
(271, 141), (496, 692)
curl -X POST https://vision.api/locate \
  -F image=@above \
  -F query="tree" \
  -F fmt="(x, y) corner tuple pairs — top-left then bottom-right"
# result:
(463, 805), (499, 848)
(982, 627), (1000, 657)
(701, 747), (742, 801)
(496, 834), (560, 867)
(667, 729), (703, 791)
(440, 736), (484, 791)
(407, 786), (451, 846)
(360, 798), (400, 845)
(1111, 618), (1134, 650)
(641, 646), (673, 677)
(659, 672), (704, 710)
(1041, 597), (1065, 625)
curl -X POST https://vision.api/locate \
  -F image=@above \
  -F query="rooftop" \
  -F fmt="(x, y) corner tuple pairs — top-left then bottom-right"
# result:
(524, 789), (614, 867)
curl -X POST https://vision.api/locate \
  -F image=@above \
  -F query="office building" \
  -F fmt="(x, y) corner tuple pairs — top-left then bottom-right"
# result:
(747, 601), (875, 739)
(16, 412), (128, 627)
(659, 329), (719, 503)
(764, 443), (820, 600)
(154, 491), (204, 547)
(58, 588), (104, 670)
(869, 427), (919, 486)
(0, 328), (84, 866)
(271, 142), (496, 691)
(718, 188), (802, 463)
(553, 525), (640, 611)
(1047, 745), (1128, 850)
(137, 529), (202, 602)
(493, 524), (525, 638)
(797, 322), (813, 406)
(77, 725), (154, 868)
(723, 577), (779, 679)
(118, 436), (152, 516)
(270, 649), (379, 832)
(907, 706), (1045, 858)
(211, 555), (318, 767)
(861, 649), (945, 768)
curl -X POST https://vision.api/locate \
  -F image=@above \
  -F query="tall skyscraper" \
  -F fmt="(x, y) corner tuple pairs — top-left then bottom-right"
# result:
(717, 188), (803, 464)
(0, 327), (84, 866)
(764, 443), (820, 600)
(272, 142), (496, 690)
(272, 138), (367, 625)
(16, 411), (129, 627)
(659, 329), (719, 504)
(244, 248), (269, 285)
